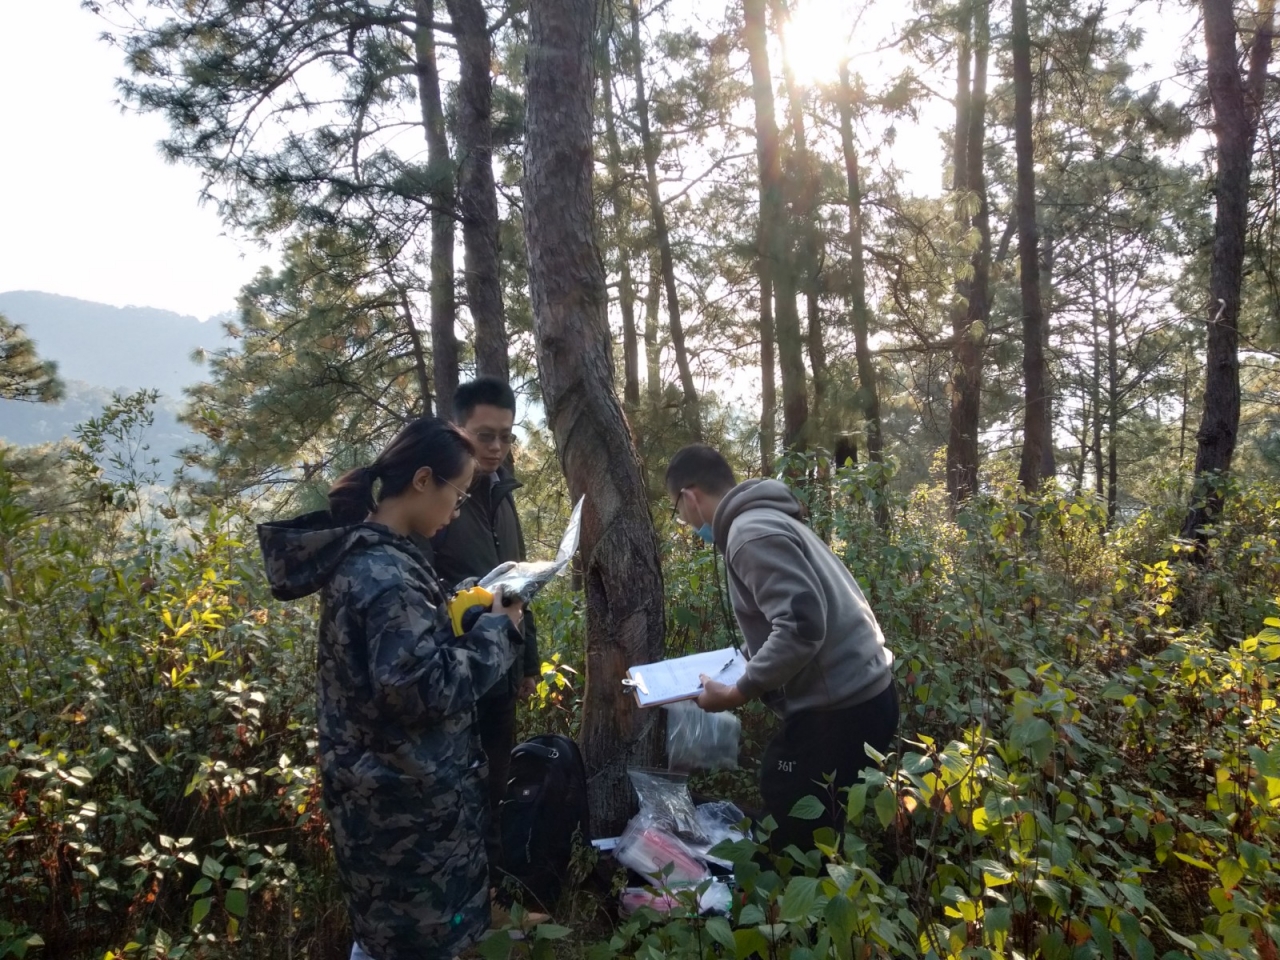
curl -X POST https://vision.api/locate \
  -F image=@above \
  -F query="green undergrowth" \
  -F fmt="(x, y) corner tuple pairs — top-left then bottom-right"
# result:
(3, 414), (1280, 958)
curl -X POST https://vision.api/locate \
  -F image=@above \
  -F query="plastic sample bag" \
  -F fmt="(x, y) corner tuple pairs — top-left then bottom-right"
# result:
(615, 819), (710, 886)
(627, 768), (704, 841)
(479, 496), (583, 601)
(618, 879), (732, 917)
(664, 699), (740, 772)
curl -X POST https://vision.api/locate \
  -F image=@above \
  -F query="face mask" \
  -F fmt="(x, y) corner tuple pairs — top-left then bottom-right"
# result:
(695, 523), (715, 544)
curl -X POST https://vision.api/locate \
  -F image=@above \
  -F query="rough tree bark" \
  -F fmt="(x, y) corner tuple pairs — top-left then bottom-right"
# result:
(413, 0), (457, 417)
(760, 271), (778, 474)
(601, 22), (641, 409)
(1182, 0), (1275, 547)
(744, 0), (809, 451)
(523, 0), (665, 834)
(772, 0), (827, 423)
(397, 282), (434, 416)
(1040, 230), (1057, 479)
(946, 0), (991, 508)
(445, 0), (509, 383)
(838, 63), (889, 529)
(628, 1), (702, 438)
(838, 63), (884, 471)
(1012, 0), (1047, 494)
(644, 254), (662, 403)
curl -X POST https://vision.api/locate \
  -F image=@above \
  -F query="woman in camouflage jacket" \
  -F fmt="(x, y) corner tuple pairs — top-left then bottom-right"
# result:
(259, 418), (525, 960)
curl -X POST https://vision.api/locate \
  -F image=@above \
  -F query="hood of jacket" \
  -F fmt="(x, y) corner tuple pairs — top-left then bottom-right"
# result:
(258, 511), (425, 601)
(711, 478), (802, 549)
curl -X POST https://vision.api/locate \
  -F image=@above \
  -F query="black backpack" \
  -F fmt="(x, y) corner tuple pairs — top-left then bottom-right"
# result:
(498, 734), (589, 910)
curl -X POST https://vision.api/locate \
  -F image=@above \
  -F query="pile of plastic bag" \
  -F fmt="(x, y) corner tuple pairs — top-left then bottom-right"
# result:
(612, 768), (747, 917)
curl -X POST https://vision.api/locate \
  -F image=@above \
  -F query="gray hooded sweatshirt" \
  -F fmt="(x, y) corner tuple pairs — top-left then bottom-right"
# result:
(713, 478), (893, 717)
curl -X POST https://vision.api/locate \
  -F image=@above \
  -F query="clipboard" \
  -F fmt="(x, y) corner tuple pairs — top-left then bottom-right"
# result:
(622, 646), (747, 708)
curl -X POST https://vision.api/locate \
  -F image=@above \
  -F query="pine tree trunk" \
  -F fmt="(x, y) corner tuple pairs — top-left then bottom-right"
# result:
(1040, 230), (1057, 479)
(618, 267), (641, 411)
(1073, 400), (1087, 494)
(601, 28), (641, 410)
(838, 64), (885, 471)
(1012, 0), (1046, 494)
(1107, 290), (1119, 525)
(1182, 0), (1274, 546)
(744, 0), (808, 451)
(644, 253), (662, 402)
(946, 1), (990, 508)
(445, 0), (509, 383)
(628, 2), (701, 439)
(414, 0), (457, 417)
(399, 283), (434, 416)
(760, 270), (777, 474)
(773, 0), (827, 423)
(523, 0), (665, 835)
(1090, 301), (1105, 500)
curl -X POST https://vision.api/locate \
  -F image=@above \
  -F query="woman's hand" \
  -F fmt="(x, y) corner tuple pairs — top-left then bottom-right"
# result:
(491, 586), (524, 629)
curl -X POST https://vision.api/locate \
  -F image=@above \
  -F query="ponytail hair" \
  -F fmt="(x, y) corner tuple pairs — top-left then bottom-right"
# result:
(327, 418), (476, 524)
(327, 465), (381, 525)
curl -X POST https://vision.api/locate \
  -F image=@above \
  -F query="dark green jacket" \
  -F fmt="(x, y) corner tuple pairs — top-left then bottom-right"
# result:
(420, 468), (540, 698)
(258, 512), (521, 960)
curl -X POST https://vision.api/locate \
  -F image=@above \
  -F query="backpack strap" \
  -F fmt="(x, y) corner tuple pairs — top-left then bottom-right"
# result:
(511, 742), (561, 763)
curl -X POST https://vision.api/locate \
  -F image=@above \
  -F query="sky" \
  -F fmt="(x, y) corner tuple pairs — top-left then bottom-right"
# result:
(0, 1), (266, 321)
(0, 0), (1196, 329)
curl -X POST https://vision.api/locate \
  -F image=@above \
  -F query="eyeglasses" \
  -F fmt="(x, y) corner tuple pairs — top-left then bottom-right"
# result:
(441, 477), (471, 509)
(670, 489), (685, 523)
(473, 430), (516, 447)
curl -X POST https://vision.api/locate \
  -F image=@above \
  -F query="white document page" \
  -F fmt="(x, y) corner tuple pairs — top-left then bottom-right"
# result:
(624, 647), (747, 708)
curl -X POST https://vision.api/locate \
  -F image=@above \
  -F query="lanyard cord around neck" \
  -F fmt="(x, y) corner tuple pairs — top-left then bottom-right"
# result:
(710, 544), (744, 656)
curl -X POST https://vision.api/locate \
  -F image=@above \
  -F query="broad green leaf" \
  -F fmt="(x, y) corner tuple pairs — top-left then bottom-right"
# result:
(845, 783), (867, 822)
(191, 897), (212, 927)
(973, 858), (1013, 886)
(705, 916), (735, 951)
(477, 930), (514, 960)
(779, 876), (823, 922)
(734, 927), (769, 960)
(875, 787), (897, 828)
(224, 888), (247, 918)
(1217, 858), (1244, 890)
(789, 795), (826, 821)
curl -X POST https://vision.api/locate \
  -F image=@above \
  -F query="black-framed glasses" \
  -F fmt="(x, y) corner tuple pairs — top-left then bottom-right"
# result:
(474, 430), (516, 447)
(670, 488), (685, 523)
(442, 478), (471, 508)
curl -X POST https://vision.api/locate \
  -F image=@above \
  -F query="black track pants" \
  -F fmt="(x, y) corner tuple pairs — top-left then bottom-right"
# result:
(759, 683), (900, 854)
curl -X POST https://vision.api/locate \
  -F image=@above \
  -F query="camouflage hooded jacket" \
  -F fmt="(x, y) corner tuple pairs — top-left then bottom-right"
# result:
(258, 512), (521, 960)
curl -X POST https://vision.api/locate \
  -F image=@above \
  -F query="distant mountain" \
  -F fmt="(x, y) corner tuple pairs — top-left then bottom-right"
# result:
(0, 291), (234, 462)
(0, 291), (231, 395)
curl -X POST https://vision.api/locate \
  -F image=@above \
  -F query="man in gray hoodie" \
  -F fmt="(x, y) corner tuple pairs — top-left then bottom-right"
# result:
(666, 444), (898, 853)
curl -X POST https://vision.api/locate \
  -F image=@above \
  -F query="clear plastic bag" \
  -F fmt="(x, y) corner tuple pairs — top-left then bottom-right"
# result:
(697, 801), (747, 846)
(627, 768), (704, 841)
(478, 496), (583, 601)
(615, 819), (710, 885)
(618, 879), (732, 917)
(664, 700), (740, 772)
(690, 801), (748, 868)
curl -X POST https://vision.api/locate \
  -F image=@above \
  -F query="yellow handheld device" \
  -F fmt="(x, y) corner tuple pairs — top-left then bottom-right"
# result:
(448, 585), (494, 636)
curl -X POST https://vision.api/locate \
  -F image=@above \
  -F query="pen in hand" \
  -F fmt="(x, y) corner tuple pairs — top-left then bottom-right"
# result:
(703, 656), (738, 686)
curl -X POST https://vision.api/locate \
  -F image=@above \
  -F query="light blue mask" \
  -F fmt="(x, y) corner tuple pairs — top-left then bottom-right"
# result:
(695, 523), (715, 544)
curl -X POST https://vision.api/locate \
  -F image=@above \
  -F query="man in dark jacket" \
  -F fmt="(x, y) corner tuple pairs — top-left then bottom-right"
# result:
(423, 378), (540, 877)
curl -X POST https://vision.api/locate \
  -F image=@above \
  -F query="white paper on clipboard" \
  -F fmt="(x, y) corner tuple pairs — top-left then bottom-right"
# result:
(623, 647), (747, 708)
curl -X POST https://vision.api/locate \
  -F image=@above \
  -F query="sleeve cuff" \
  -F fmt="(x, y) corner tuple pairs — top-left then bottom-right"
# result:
(736, 672), (764, 701)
